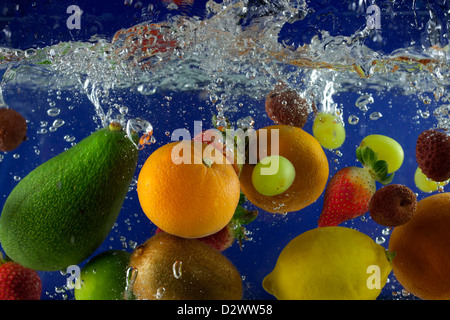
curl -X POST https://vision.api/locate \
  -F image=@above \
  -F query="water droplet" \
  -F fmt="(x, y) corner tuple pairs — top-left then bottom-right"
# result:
(155, 287), (165, 299)
(375, 236), (385, 244)
(64, 135), (76, 142)
(119, 106), (128, 115)
(348, 115), (359, 125)
(172, 261), (183, 279)
(355, 94), (374, 112)
(137, 84), (157, 95)
(236, 116), (255, 129)
(210, 94), (219, 104)
(369, 112), (382, 120)
(52, 119), (65, 129)
(417, 109), (430, 119)
(382, 227), (391, 236)
(124, 266), (138, 300)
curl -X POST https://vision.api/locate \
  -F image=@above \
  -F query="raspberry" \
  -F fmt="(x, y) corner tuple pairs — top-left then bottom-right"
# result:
(265, 83), (311, 128)
(416, 129), (450, 182)
(369, 184), (417, 227)
(0, 108), (27, 152)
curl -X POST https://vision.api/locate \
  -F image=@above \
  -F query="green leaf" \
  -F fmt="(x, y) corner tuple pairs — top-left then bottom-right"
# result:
(379, 172), (395, 185)
(385, 250), (397, 264)
(356, 146), (394, 184)
(238, 192), (247, 206)
(356, 146), (377, 167)
(37, 60), (52, 65)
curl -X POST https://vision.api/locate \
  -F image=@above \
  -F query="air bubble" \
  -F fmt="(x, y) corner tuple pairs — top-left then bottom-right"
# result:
(348, 115), (359, 125)
(124, 266), (138, 300)
(355, 94), (374, 112)
(47, 107), (60, 117)
(64, 135), (76, 142)
(155, 287), (165, 299)
(172, 260), (183, 279)
(382, 227), (391, 236)
(375, 236), (385, 244)
(369, 112), (382, 120)
(137, 84), (157, 95)
(52, 119), (65, 128)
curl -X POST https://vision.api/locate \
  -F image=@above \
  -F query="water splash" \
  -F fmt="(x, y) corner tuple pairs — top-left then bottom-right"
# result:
(0, 0), (449, 129)
(124, 266), (138, 300)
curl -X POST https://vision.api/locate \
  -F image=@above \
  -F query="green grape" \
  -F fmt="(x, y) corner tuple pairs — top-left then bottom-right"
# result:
(359, 134), (404, 173)
(414, 166), (448, 193)
(252, 155), (296, 196)
(312, 112), (346, 150)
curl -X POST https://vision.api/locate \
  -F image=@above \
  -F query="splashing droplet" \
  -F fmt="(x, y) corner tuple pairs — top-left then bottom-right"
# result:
(124, 266), (138, 300)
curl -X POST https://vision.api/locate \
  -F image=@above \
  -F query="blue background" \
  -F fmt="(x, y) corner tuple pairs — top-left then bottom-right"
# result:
(1, 0), (448, 300)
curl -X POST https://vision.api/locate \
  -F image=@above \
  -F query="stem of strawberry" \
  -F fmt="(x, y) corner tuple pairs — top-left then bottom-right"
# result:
(356, 146), (394, 185)
(230, 192), (259, 250)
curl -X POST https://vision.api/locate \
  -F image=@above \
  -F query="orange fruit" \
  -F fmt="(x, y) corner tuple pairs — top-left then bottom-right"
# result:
(239, 125), (329, 214)
(137, 140), (241, 238)
(128, 232), (242, 300)
(389, 192), (450, 300)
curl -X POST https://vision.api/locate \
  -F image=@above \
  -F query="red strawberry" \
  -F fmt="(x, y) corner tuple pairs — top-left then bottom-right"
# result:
(196, 224), (236, 251)
(318, 146), (394, 227)
(156, 193), (258, 251)
(0, 258), (42, 300)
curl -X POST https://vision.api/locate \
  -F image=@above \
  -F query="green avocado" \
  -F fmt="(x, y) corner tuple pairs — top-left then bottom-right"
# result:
(0, 123), (139, 271)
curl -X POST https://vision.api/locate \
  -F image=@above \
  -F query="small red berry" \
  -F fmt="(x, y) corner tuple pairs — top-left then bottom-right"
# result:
(265, 83), (311, 128)
(416, 129), (450, 182)
(0, 261), (42, 300)
(0, 108), (27, 152)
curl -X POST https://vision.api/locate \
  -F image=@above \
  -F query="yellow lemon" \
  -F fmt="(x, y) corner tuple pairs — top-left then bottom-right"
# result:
(263, 226), (393, 300)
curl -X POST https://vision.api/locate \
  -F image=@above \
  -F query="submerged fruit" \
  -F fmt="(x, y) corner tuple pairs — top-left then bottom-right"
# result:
(239, 125), (329, 214)
(75, 250), (131, 300)
(251, 155), (296, 196)
(360, 134), (404, 173)
(312, 112), (346, 150)
(137, 140), (240, 239)
(369, 184), (417, 227)
(416, 129), (450, 182)
(318, 146), (394, 227)
(0, 257), (42, 300)
(128, 232), (242, 300)
(265, 82), (311, 128)
(414, 166), (448, 193)
(389, 192), (450, 300)
(318, 166), (376, 227)
(0, 123), (139, 271)
(263, 226), (392, 300)
(0, 108), (27, 152)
